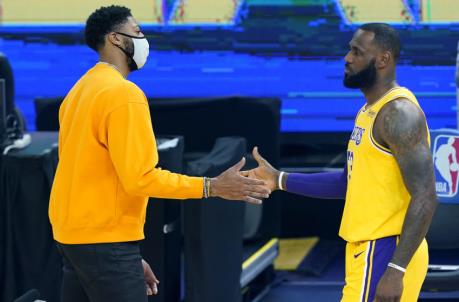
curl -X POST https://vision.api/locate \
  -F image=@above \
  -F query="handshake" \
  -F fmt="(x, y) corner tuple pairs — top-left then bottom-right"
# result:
(210, 147), (281, 204)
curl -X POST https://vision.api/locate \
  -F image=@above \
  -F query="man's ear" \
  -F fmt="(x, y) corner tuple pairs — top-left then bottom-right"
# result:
(376, 51), (391, 69)
(107, 32), (122, 47)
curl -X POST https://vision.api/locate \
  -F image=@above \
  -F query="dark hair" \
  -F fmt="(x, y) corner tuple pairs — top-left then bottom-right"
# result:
(359, 23), (401, 61)
(85, 5), (132, 51)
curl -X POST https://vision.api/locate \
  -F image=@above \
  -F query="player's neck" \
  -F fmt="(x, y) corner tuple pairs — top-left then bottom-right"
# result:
(362, 79), (398, 106)
(99, 51), (130, 78)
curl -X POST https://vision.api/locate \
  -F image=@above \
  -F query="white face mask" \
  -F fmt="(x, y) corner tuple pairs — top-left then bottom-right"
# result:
(131, 37), (149, 69)
(115, 32), (150, 71)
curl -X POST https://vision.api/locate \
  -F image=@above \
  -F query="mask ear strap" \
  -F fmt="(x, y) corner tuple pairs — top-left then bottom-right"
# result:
(117, 44), (138, 70)
(115, 32), (145, 39)
(111, 33), (138, 70)
(115, 44), (133, 59)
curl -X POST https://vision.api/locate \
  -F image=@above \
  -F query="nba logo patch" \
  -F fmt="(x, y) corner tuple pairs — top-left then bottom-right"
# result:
(433, 135), (459, 197)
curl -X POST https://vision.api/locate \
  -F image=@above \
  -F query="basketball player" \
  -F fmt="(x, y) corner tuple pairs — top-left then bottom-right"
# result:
(242, 23), (437, 302)
(49, 6), (270, 302)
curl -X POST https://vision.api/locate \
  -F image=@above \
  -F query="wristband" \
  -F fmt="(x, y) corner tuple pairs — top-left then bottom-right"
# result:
(388, 262), (406, 273)
(278, 171), (285, 191)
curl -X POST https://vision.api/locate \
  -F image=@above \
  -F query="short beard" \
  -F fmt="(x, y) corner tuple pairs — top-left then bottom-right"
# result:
(343, 59), (377, 89)
(123, 38), (138, 71)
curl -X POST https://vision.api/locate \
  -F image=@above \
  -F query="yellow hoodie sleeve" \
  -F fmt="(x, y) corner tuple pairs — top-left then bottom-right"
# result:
(105, 101), (204, 199)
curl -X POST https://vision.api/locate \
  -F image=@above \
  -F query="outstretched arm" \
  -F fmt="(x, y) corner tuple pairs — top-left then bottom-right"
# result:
(242, 147), (347, 200)
(373, 99), (437, 302)
(106, 102), (270, 204)
(281, 166), (347, 199)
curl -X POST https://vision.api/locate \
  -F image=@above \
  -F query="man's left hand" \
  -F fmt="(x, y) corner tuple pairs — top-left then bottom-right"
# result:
(142, 259), (160, 295)
(373, 267), (404, 302)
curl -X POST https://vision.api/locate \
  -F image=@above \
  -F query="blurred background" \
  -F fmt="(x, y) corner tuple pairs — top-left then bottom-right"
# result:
(1, 0), (457, 133)
(1, 1), (459, 302)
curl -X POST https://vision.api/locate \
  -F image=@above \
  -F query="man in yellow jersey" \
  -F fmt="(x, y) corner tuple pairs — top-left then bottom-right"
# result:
(48, 5), (270, 302)
(242, 23), (437, 302)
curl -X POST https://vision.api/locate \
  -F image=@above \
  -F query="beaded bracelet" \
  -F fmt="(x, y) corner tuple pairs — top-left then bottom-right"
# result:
(203, 177), (209, 198)
(203, 177), (211, 198)
(207, 177), (212, 197)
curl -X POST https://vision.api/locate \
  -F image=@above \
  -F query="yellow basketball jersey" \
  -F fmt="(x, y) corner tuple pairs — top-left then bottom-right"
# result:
(339, 87), (430, 243)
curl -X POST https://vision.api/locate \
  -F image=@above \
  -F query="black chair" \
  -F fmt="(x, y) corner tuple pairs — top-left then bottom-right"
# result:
(0, 53), (26, 145)
(423, 128), (459, 292)
(0, 53), (15, 119)
(141, 136), (186, 302)
(184, 137), (246, 302)
(34, 97), (63, 131)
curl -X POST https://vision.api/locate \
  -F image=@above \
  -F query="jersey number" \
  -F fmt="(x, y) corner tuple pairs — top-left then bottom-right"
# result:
(347, 150), (354, 180)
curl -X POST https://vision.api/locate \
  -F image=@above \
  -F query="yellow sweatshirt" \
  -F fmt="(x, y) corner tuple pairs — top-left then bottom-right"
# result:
(49, 63), (203, 244)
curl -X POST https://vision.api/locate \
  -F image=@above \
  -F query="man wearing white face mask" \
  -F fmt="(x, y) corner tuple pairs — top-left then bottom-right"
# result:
(49, 5), (271, 302)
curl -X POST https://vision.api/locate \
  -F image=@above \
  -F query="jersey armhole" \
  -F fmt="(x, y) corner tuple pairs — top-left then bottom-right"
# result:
(369, 123), (393, 155)
(369, 94), (420, 156)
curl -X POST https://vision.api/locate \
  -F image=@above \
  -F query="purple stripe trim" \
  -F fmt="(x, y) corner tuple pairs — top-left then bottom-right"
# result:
(361, 241), (374, 302)
(367, 236), (397, 302)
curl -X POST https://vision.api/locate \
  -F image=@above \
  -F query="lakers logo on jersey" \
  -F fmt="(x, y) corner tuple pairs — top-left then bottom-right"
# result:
(350, 126), (365, 146)
(433, 135), (459, 198)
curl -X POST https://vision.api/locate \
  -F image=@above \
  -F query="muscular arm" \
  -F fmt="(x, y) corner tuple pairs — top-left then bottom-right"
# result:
(376, 99), (438, 269)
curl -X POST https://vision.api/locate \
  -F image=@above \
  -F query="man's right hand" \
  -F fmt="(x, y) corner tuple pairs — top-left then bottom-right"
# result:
(240, 147), (280, 192)
(210, 157), (271, 204)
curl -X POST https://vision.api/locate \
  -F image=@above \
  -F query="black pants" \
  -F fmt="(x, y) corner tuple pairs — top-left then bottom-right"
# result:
(56, 241), (147, 302)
